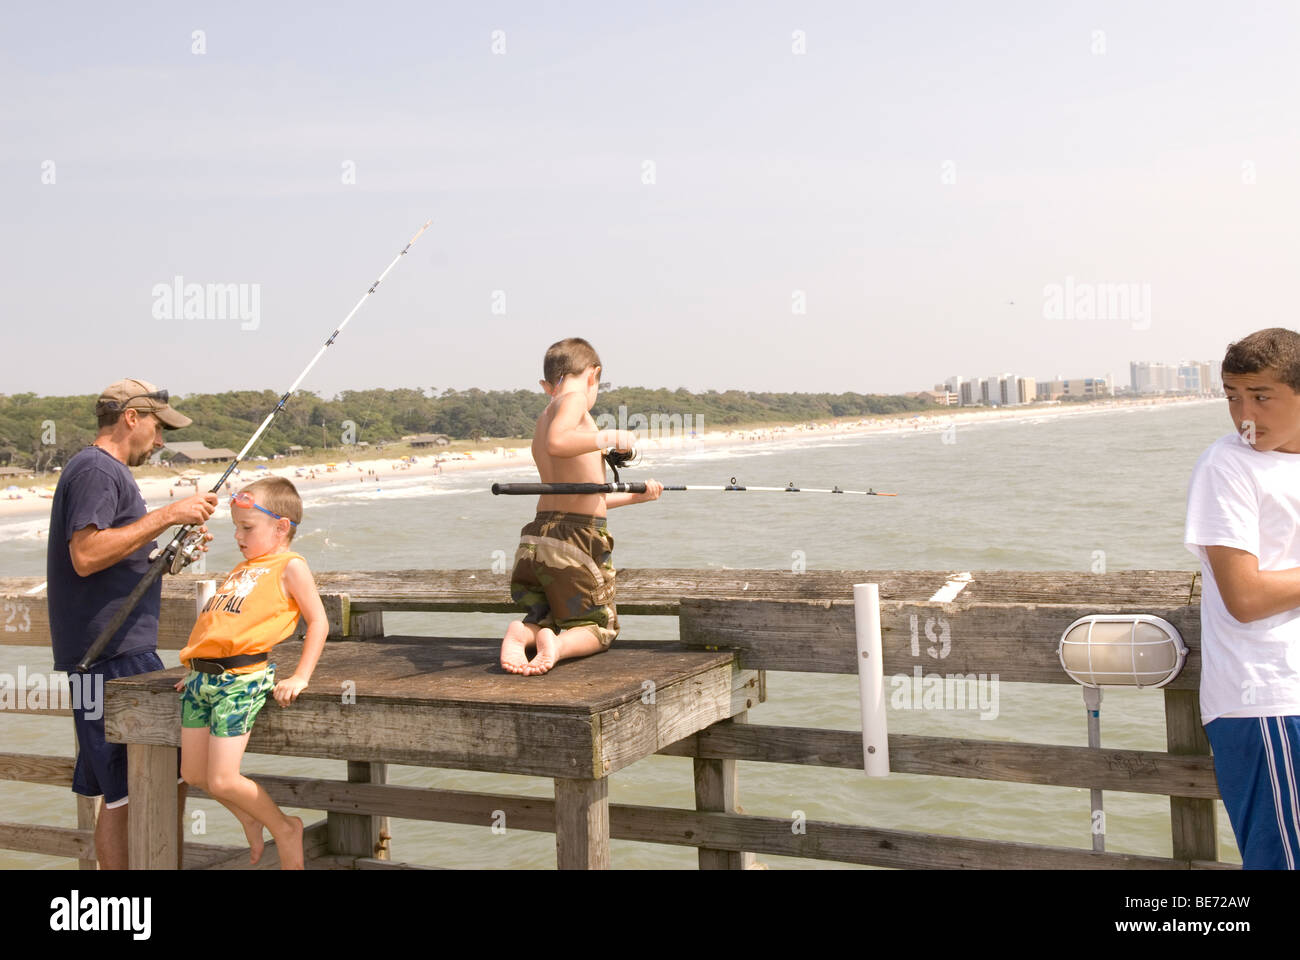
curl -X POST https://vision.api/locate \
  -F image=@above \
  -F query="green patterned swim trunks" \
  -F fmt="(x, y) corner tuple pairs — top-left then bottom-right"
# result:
(179, 664), (276, 737)
(510, 511), (619, 648)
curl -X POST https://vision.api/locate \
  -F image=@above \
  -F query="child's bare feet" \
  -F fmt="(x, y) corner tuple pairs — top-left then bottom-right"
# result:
(273, 815), (305, 870)
(214, 801), (266, 865)
(240, 817), (266, 865)
(500, 621), (535, 674)
(524, 628), (561, 675)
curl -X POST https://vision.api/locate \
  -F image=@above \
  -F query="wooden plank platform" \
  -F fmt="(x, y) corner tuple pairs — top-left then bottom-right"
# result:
(104, 639), (749, 778)
(103, 637), (757, 869)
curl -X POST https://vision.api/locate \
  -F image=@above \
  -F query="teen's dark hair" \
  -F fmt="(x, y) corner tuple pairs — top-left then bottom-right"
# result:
(1222, 328), (1300, 393)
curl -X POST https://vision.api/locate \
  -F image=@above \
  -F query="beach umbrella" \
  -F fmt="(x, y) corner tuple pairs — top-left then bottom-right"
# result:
(255, 464), (269, 471)
(5, 485), (19, 492)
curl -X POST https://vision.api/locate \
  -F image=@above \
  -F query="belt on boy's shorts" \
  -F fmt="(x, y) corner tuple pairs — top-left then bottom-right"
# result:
(188, 653), (269, 675)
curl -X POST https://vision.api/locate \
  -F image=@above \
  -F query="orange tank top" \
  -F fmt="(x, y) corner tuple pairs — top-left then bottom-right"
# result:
(180, 552), (303, 671)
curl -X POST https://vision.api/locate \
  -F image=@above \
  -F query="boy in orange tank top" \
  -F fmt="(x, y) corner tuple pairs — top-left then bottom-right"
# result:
(175, 477), (327, 870)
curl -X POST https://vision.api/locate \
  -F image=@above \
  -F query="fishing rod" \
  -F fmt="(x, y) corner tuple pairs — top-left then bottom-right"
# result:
(74, 219), (432, 674)
(491, 477), (897, 496)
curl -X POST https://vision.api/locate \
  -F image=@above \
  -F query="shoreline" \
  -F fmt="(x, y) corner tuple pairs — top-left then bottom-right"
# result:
(0, 395), (1219, 525)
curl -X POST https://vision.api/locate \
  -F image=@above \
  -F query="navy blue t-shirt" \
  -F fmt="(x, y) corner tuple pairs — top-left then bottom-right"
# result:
(48, 446), (161, 671)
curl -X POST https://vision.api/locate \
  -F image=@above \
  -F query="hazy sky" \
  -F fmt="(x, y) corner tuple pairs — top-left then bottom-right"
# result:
(2, 1), (1297, 401)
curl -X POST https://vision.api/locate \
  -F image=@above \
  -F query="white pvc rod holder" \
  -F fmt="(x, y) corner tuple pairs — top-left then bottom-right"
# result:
(855, 583), (890, 777)
(196, 580), (216, 619)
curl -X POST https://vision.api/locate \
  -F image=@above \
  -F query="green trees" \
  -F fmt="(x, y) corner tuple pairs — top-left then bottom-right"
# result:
(0, 387), (932, 468)
(0, 393), (97, 472)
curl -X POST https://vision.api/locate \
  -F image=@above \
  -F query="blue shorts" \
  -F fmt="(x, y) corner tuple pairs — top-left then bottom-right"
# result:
(71, 651), (178, 807)
(1205, 716), (1300, 869)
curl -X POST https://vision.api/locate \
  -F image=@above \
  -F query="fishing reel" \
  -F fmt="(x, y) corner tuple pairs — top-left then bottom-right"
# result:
(149, 527), (208, 575)
(604, 446), (639, 482)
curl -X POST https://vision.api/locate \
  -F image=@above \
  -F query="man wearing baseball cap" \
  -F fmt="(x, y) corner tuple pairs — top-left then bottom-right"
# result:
(48, 378), (217, 868)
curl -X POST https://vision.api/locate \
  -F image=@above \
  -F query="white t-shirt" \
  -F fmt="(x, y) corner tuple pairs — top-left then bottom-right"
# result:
(1184, 432), (1300, 723)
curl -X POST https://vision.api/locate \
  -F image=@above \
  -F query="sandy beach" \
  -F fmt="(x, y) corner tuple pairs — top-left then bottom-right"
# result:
(0, 395), (1216, 525)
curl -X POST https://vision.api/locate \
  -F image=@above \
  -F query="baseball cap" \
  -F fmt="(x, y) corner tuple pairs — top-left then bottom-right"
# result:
(96, 378), (192, 429)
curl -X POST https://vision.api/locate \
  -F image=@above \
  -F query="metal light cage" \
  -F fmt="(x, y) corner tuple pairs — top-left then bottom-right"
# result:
(1058, 614), (1187, 688)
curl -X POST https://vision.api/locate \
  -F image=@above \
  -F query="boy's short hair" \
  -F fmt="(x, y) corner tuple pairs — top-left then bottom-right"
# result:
(241, 476), (303, 542)
(1222, 327), (1300, 393)
(543, 338), (602, 387)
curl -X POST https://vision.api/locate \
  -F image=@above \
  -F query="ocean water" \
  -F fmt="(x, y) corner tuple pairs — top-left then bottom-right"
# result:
(0, 400), (1243, 868)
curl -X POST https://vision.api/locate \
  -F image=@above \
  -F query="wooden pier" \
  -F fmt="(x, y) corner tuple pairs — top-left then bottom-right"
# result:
(0, 568), (1230, 869)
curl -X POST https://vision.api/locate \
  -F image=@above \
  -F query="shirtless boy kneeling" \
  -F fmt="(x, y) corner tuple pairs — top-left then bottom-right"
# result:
(500, 337), (662, 676)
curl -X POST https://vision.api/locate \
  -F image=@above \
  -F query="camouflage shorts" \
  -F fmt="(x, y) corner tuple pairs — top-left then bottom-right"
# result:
(510, 511), (619, 647)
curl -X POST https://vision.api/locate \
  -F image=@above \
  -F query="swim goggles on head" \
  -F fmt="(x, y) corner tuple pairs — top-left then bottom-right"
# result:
(229, 491), (298, 527)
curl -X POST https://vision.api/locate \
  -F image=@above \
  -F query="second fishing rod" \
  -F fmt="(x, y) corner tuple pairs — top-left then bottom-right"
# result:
(74, 220), (432, 673)
(491, 450), (898, 497)
(492, 479), (898, 496)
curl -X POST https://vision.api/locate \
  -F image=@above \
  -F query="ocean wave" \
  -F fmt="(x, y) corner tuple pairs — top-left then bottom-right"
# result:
(649, 447), (778, 465)
(0, 519), (50, 544)
(310, 486), (480, 506)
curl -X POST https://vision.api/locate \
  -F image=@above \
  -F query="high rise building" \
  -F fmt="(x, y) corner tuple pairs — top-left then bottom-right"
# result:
(1060, 377), (1111, 398)
(1131, 360), (1219, 394)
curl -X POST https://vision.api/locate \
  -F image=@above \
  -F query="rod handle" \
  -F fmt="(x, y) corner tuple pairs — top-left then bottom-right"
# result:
(491, 482), (647, 495)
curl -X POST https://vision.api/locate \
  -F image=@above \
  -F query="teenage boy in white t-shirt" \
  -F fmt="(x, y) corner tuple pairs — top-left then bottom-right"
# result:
(1185, 327), (1300, 869)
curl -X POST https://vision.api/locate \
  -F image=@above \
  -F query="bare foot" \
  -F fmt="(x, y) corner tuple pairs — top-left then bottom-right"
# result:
(240, 817), (266, 865)
(273, 815), (305, 870)
(524, 628), (560, 675)
(500, 621), (535, 674)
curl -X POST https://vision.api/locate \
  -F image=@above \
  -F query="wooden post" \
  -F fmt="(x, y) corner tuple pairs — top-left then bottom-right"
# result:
(127, 743), (178, 869)
(554, 777), (609, 869)
(349, 611), (384, 640)
(1164, 689), (1218, 862)
(694, 713), (756, 869)
(327, 761), (390, 860)
(72, 724), (98, 870)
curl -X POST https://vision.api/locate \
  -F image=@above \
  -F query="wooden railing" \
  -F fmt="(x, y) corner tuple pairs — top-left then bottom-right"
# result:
(0, 569), (1230, 869)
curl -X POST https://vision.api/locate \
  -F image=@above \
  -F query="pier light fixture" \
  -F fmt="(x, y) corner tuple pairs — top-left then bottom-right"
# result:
(1057, 614), (1187, 854)
(1058, 614), (1187, 689)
